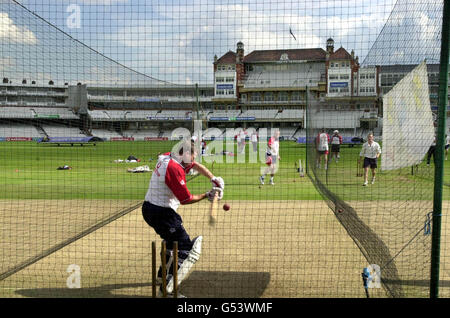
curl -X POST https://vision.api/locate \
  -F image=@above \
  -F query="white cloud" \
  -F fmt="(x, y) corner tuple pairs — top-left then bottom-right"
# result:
(0, 57), (16, 71)
(0, 12), (37, 45)
(106, 1), (395, 84)
(68, 0), (128, 4)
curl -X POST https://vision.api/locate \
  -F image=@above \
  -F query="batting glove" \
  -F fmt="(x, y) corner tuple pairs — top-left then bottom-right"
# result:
(211, 176), (224, 190)
(206, 187), (223, 201)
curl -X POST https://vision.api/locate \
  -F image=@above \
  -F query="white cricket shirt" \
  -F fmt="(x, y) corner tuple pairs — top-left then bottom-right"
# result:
(145, 153), (194, 211)
(359, 141), (382, 159)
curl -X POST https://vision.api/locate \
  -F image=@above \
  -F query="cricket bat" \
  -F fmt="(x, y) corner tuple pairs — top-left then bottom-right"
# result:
(209, 191), (219, 226)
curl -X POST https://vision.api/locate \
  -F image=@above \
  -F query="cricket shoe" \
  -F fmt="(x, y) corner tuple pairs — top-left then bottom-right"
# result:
(363, 181), (368, 186)
(259, 176), (265, 185)
(270, 179), (275, 185)
(157, 285), (187, 298)
(371, 178), (375, 185)
(166, 236), (203, 294)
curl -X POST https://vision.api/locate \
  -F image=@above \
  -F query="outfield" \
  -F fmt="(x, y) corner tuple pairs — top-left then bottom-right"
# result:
(0, 140), (447, 200)
(0, 140), (449, 298)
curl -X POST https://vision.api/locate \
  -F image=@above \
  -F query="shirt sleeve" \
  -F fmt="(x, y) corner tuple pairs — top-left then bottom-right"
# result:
(359, 145), (365, 157)
(165, 161), (193, 204)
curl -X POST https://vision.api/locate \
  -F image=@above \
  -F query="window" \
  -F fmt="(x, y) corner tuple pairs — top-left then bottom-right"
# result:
(329, 75), (338, 80)
(226, 77), (234, 82)
(340, 74), (349, 80)
(291, 92), (300, 101)
(278, 92), (288, 101)
(329, 88), (339, 93)
(216, 77), (224, 82)
(264, 92), (274, 102)
(251, 92), (262, 101)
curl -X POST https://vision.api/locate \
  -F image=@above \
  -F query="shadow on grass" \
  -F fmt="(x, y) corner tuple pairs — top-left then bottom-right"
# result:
(15, 271), (270, 298)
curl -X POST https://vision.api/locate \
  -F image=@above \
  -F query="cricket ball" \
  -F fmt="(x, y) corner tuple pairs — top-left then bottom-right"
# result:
(338, 209), (343, 213)
(223, 203), (230, 211)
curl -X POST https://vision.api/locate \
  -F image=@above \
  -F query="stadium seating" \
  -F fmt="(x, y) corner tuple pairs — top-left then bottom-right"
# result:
(33, 107), (78, 119)
(0, 123), (42, 137)
(239, 109), (278, 119)
(88, 110), (111, 120)
(125, 129), (160, 140)
(207, 110), (241, 119)
(275, 109), (304, 119)
(155, 110), (192, 119)
(41, 124), (84, 137)
(309, 110), (364, 129)
(91, 128), (123, 139)
(279, 127), (298, 139)
(0, 107), (34, 118)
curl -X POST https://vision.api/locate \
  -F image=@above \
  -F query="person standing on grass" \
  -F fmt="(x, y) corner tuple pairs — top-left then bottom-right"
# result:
(358, 133), (382, 186)
(330, 130), (343, 163)
(316, 128), (330, 170)
(260, 130), (280, 186)
(142, 139), (224, 295)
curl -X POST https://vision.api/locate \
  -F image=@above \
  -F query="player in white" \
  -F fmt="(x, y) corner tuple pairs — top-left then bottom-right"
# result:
(142, 139), (224, 295)
(316, 129), (330, 169)
(260, 130), (280, 185)
(330, 130), (343, 163)
(358, 133), (382, 186)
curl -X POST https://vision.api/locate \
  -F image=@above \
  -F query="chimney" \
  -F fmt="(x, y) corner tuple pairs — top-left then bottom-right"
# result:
(236, 41), (244, 63)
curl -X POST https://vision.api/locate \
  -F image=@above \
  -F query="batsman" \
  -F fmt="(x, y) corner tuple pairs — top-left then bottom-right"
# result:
(142, 139), (224, 296)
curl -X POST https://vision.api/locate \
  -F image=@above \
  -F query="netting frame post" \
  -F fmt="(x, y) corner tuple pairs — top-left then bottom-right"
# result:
(430, 0), (450, 299)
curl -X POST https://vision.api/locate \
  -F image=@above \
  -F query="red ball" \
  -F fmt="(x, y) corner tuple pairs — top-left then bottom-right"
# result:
(223, 203), (230, 211)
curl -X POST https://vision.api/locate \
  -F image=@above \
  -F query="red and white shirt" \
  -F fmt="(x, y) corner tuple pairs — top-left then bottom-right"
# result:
(145, 153), (195, 211)
(331, 134), (343, 145)
(316, 133), (330, 151)
(268, 137), (279, 156)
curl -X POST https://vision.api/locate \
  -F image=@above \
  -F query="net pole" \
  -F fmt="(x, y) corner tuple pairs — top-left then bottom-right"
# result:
(305, 86), (309, 174)
(430, 0), (450, 299)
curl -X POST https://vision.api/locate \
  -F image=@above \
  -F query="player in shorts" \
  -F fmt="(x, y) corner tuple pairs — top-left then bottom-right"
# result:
(316, 129), (330, 169)
(260, 130), (280, 185)
(330, 130), (343, 163)
(358, 133), (382, 186)
(142, 139), (224, 296)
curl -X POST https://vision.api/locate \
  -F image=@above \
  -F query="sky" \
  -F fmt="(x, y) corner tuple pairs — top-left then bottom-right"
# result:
(0, 0), (444, 86)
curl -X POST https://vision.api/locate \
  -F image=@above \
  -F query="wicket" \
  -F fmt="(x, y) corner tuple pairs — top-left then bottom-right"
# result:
(151, 240), (179, 298)
(356, 159), (363, 177)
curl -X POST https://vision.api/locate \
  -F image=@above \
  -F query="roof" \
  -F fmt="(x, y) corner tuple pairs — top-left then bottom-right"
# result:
(243, 48), (327, 63)
(329, 47), (352, 60)
(216, 51), (237, 64)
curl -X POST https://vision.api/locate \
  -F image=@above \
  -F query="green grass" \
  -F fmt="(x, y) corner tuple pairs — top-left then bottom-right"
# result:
(0, 141), (448, 201)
